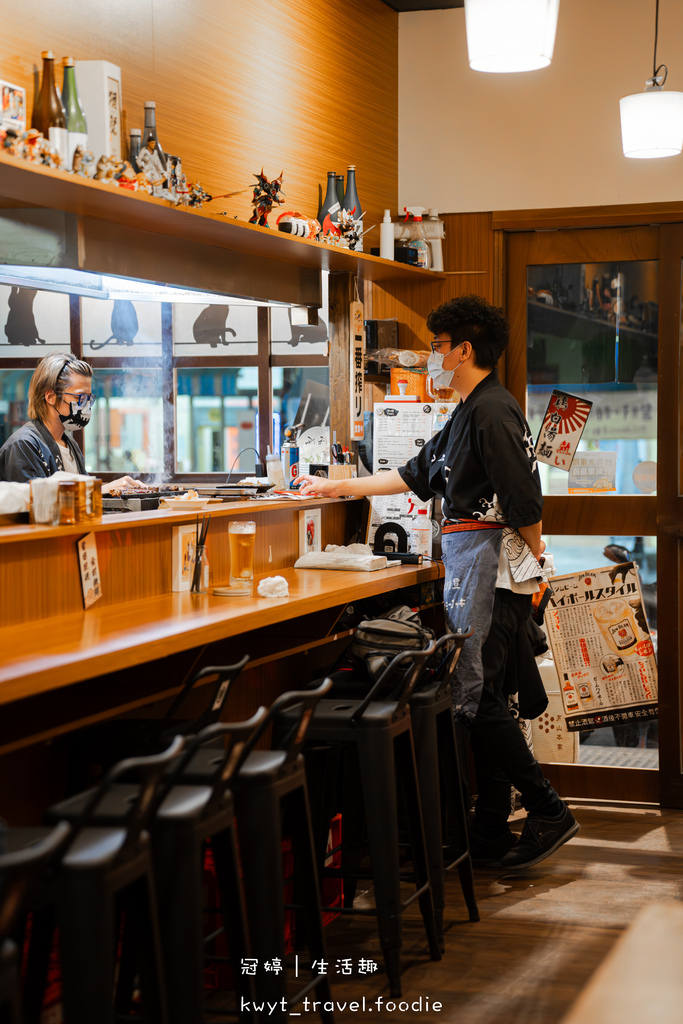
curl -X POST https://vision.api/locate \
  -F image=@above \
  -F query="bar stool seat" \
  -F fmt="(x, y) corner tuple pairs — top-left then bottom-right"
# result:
(281, 646), (443, 997)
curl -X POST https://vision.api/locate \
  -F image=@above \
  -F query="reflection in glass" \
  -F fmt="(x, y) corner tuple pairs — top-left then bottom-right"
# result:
(86, 368), (164, 475)
(271, 367), (330, 457)
(176, 368), (257, 474)
(527, 261), (658, 495)
(541, 533), (658, 766)
(270, 271), (329, 356)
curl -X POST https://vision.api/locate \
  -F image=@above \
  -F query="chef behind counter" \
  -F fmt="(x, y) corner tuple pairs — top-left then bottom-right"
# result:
(0, 353), (148, 494)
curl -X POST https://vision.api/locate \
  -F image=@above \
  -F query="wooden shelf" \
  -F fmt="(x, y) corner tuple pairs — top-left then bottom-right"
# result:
(0, 151), (442, 287)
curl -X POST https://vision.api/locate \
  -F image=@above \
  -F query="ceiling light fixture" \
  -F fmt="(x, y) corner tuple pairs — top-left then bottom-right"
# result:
(619, 0), (683, 159)
(464, 0), (560, 74)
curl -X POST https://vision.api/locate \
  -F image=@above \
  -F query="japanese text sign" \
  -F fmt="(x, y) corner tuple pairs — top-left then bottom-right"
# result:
(78, 532), (102, 609)
(535, 390), (592, 471)
(349, 300), (365, 440)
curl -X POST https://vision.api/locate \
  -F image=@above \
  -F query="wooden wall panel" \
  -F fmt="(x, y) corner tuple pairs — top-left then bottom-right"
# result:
(0, 0), (397, 238)
(371, 212), (496, 348)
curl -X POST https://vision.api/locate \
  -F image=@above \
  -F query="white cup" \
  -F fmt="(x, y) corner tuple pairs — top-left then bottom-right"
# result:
(30, 477), (61, 525)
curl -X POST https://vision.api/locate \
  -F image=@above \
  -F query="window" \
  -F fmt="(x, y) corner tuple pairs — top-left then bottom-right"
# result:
(527, 261), (657, 496)
(0, 269), (328, 480)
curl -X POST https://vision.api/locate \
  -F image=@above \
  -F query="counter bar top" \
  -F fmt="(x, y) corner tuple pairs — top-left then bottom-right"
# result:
(0, 562), (440, 706)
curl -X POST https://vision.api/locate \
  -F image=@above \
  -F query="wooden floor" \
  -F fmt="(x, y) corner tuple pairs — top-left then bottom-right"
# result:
(309, 802), (683, 1024)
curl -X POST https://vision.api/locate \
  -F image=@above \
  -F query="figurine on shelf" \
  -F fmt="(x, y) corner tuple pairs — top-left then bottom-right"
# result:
(276, 211), (321, 238)
(335, 207), (371, 251)
(248, 169), (284, 227)
(187, 181), (213, 207)
(137, 134), (173, 198)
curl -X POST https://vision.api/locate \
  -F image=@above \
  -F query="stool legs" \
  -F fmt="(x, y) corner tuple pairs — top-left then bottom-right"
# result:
(56, 876), (117, 1024)
(211, 825), (256, 1021)
(410, 706), (448, 948)
(393, 730), (442, 964)
(355, 731), (407, 997)
(436, 710), (479, 922)
(153, 823), (206, 1024)
(236, 785), (288, 1023)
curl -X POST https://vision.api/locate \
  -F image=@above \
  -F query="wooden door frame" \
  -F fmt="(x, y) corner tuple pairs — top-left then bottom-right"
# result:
(506, 224), (665, 805)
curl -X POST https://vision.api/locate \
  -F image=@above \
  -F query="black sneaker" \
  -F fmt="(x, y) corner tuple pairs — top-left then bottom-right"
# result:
(468, 827), (518, 868)
(499, 805), (580, 870)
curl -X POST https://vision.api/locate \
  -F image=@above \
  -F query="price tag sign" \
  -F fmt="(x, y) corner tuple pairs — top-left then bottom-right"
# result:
(349, 300), (365, 440)
(78, 532), (102, 609)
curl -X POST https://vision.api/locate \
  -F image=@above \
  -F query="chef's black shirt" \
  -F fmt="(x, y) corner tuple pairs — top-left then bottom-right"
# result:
(398, 370), (543, 529)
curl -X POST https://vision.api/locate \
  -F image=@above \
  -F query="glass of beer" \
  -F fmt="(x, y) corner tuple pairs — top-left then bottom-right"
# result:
(228, 520), (256, 592)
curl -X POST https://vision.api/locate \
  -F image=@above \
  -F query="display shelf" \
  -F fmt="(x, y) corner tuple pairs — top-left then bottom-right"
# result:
(0, 151), (443, 286)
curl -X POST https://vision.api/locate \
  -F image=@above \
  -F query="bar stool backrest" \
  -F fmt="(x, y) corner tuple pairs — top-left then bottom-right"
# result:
(350, 642), (437, 724)
(234, 678), (333, 776)
(64, 736), (185, 855)
(0, 821), (71, 942)
(158, 654), (250, 738)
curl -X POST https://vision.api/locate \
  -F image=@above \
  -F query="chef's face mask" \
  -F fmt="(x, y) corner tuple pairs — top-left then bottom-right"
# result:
(427, 344), (464, 389)
(57, 390), (95, 430)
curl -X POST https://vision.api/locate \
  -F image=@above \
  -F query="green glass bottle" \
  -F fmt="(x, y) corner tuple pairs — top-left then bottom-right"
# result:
(61, 58), (88, 169)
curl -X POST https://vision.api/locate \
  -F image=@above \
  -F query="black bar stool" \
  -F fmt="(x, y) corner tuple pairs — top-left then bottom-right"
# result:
(0, 822), (71, 1024)
(179, 679), (335, 1024)
(282, 646), (442, 997)
(23, 736), (184, 1024)
(47, 712), (266, 1024)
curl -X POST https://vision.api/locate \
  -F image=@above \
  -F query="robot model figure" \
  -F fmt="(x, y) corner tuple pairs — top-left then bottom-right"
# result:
(248, 169), (285, 227)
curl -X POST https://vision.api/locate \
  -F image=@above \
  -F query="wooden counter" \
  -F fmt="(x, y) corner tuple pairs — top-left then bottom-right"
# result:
(0, 561), (439, 705)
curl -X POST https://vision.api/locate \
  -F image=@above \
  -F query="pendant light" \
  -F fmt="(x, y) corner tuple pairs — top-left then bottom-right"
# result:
(464, 0), (560, 74)
(619, 0), (683, 159)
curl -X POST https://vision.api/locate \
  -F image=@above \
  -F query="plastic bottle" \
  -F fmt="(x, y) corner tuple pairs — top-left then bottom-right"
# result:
(426, 209), (445, 272)
(411, 509), (432, 556)
(403, 207), (431, 269)
(266, 447), (286, 489)
(61, 58), (87, 169)
(380, 209), (394, 260)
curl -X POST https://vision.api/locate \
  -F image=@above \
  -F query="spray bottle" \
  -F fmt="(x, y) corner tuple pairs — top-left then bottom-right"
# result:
(281, 429), (299, 489)
(403, 207), (431, 269)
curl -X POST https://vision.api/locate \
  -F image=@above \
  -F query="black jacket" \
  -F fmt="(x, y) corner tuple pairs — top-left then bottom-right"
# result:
(0, 420), (86, 483)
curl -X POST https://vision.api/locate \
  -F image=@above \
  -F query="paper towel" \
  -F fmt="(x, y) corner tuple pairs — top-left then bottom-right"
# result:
(257, 575), (290, 598)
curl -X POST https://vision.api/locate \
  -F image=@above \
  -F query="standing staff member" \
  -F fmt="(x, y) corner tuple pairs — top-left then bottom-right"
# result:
(0, 352), (147, 494)
(295, 295), (579, 871)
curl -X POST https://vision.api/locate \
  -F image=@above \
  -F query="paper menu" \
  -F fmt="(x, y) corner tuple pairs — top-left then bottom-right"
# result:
(368, 401), (458, 554)
(78, 532), (102, 609)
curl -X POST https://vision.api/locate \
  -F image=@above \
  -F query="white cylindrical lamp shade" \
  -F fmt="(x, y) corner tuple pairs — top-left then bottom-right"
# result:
(619, 88), (683, 158)
(464, 0), (560, 73)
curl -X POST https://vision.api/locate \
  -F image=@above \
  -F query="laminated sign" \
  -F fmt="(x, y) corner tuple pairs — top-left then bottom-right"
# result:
(535, 390), (592, 470)
(544, 562), (657, 731)
(349, 301), (365, 440)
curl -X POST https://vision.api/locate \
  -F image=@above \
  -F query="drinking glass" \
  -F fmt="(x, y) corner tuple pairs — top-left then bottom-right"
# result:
(228, 521), (256, 592)
(30, 477), (61, 525)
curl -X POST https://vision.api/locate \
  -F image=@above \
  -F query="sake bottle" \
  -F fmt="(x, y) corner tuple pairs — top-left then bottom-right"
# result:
(335, 174), (344, 205)
(342, 165), (363, 251)
(143, 101), (167, 169)
(61, 58), (88, 169)
(318, 171), (340, 234)
(128, 128), (142, 172)
(33, 51), (68, 164)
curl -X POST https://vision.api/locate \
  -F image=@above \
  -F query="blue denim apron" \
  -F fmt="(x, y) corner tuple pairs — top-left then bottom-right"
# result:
(441, 527), (502, 723)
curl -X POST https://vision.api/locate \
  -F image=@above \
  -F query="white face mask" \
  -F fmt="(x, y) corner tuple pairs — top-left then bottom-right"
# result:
(427, 347), (464, 389)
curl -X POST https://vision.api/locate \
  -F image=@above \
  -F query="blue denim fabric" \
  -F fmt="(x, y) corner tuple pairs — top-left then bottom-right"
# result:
(441, 528), (502, 722)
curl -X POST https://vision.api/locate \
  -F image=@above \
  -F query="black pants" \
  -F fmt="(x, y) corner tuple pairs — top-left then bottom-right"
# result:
(468, 588), (563, 836)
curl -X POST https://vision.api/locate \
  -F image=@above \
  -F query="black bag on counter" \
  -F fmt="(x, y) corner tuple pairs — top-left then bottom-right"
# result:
(348, 605), (435, 682)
